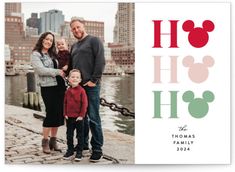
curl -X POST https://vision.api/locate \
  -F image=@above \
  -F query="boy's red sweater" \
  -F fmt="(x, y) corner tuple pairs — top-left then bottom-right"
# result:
(64, 85), (88, 118)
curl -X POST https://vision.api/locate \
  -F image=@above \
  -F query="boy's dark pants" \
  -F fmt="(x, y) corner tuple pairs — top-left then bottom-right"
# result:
(66, 118), (84, 153)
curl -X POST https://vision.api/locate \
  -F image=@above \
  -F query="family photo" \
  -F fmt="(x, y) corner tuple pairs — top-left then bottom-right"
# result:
(5, 2), (134, 164)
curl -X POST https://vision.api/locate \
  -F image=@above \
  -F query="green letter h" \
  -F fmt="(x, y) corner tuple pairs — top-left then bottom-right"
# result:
(153, 91), (178, 118)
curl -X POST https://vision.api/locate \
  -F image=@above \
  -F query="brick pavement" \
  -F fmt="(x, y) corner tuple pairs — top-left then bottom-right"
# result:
(5, 120), (116, 164)
(5, 105), (134, 164)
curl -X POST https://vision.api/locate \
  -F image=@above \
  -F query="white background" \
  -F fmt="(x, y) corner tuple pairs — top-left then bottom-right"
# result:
(1, 0), (234, 171)
(135, 3), (230, 164)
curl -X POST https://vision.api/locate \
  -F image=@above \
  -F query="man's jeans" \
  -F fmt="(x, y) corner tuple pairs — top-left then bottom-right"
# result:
(83, 84), (103, 152)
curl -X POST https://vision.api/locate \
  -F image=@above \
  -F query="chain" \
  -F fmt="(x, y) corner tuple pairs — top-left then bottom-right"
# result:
(100, 98), (135, 118)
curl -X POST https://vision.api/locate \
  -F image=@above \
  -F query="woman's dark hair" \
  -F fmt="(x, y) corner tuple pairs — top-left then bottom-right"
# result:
(33, 32), (57, 58)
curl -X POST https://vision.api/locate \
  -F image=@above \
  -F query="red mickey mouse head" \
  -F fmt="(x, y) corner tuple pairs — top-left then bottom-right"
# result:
(183, 20), (214, 48)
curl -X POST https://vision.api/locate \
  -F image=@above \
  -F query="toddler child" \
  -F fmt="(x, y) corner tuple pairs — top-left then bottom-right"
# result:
(56, 38), (70, 72)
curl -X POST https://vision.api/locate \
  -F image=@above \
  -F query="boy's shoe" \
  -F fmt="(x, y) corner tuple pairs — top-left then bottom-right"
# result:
(74, 152), (82, 161)
(83, 147), (90, 153)
(63, 151), (74, 160)
(89, 152), (103, 162)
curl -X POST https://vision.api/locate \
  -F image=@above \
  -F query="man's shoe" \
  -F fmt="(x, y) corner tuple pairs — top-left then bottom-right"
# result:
(74, 152), (82, 161)
(63, 151), (74, 160)
(89, 152), (103, 162)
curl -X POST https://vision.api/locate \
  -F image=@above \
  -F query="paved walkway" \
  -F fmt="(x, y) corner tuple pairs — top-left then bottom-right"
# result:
(5, 105), (134, 164)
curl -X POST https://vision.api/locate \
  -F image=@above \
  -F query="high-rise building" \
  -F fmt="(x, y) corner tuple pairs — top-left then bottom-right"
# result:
(112, 3), (135, 74)
(113, 3), (135, 46)
(60, 22), (72, 38)
(110, 44), (135, 74)
(5, 15), (38, 65)
(84, 20), (104, 42)
(5, 3), (21, 16)
(5, 2), (36, 65)
(40, 9), (64, 34)
(5, 16), (25, 44)
(26, 13), (40, 34)
(5, 2), (24, 23)
(25, 26), (38, 36)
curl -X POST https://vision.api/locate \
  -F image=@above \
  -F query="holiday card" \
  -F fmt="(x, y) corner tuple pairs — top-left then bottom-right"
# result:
(4, 1), (231, 166)
(135, 3), (230, 164)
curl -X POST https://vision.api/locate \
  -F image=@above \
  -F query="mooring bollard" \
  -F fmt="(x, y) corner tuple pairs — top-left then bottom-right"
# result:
(23, 92), (29, 108)
(22, 72), (41, 111)
(27, 72), (36, 92)
(28, 92), (34, 109)
(34, 92), (40, 111)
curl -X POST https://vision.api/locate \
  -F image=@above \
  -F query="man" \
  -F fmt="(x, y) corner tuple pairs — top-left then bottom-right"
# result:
(69, 17), (105, 162)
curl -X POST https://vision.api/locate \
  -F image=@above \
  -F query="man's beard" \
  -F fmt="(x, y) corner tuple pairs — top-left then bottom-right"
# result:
(74, 31), (84, 40)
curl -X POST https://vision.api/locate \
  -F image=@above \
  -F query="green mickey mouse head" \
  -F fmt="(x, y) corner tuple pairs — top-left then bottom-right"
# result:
(182, 90), (214, 118)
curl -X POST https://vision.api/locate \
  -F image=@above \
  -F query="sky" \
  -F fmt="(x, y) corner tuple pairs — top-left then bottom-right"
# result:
(21, 2), (118, 43)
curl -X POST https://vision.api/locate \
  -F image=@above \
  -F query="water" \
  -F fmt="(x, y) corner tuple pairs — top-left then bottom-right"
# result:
(5, 75), (135, 136)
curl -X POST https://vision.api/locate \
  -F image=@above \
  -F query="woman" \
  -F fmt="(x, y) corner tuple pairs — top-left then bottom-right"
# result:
(31, 32), (66, 154)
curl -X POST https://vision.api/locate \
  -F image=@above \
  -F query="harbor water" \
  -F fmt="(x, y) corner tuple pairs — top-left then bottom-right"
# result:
(5, 74), (134, 136)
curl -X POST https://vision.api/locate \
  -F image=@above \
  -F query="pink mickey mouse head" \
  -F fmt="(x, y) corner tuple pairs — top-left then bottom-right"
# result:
(182, 20), (215, 48)
(183, 56), (214, 83)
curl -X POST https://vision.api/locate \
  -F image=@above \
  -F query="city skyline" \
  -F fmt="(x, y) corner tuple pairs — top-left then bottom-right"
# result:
(5, 2), (135, 75)
(22, 2), (117, 42)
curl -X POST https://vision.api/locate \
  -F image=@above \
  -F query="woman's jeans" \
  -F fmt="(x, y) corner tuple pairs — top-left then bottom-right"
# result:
(83, 84), (103, 153)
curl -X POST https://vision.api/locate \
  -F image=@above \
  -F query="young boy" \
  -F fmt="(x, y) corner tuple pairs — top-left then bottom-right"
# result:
(63, 69), (88, 161)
